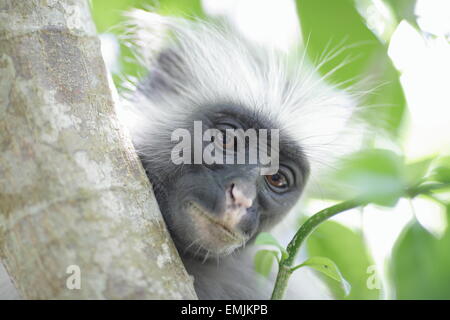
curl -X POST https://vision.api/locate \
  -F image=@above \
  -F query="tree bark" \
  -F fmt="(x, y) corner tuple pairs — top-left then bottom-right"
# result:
(0, 0), (197, 299)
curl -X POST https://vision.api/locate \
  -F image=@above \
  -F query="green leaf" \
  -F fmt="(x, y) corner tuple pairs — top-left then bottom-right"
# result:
(390, 207), (450, 299)
(254, 250), (279, 278)
(295, 256), (351, 296)
(430, 156), (450, 183)
(307, 149), (408, 203)
(254, 232), (289, 259)
(383, 0), (419, 30)
(433, 167), (450, 184)
(296, 0), (406, 136)
(307, 221), (380, 299)
(405, 157), (433, 186)
(91, 0), (205, 32)
(157, 0), (205, 18)
(334, 149), (406, 206)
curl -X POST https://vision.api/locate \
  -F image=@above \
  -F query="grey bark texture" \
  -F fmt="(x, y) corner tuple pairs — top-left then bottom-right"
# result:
(0, 0), (197, 299)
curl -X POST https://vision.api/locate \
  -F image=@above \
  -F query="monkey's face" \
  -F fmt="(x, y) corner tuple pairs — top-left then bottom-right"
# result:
(142, 105), (309, 260)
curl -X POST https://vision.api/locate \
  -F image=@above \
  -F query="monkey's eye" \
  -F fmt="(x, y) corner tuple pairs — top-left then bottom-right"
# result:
(213, 124), (236, 150)
(265, 173), (288, 189)
(220, 132), (235, 149)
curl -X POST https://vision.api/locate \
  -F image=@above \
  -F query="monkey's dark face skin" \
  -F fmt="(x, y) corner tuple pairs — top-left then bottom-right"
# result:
(141, 104), (309, 260)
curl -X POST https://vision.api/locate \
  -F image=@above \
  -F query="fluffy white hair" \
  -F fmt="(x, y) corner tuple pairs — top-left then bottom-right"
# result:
(118, 10), (360, 178)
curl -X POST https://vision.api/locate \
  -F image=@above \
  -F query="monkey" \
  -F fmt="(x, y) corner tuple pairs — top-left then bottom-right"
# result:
(118, 10), (357, 300)
(0, 10), (357, 300)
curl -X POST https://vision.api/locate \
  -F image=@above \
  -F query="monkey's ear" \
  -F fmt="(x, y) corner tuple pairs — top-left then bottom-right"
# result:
(123, 10), (190, 93)
(138, 48), (188, 95)
(156, 48), (187, 82)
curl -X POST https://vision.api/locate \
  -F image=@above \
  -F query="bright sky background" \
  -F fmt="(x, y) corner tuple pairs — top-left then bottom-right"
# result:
(203, 0), (300, 51)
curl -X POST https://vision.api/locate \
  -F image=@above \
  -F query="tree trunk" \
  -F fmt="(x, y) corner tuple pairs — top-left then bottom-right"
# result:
(0, 0), (197, 299)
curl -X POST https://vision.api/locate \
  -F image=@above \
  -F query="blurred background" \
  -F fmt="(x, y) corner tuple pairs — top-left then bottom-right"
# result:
(89, 0), (450, 299)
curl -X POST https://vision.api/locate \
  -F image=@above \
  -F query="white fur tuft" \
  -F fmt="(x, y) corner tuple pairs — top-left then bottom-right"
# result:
(119, 10), (362, 175)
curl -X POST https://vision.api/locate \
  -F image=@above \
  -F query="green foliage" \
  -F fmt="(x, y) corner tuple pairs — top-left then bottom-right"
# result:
(90, 0), (204, 85)
(255, 232), (288, 259)
(308, 221), (380, 299)
(405, 157), (433, 186)
(334, 149), (406, 206)
(90, 0), (145, 83)
(313, 149), (446, 205)
(254, 250), (279, 278)
(383, 0), (419, 29)
(156, 0), (205, 18)
(296, 0), (406, 136)
(294, 256), (351, 296)
(390, 205), (450, 299)
(430, 156), (450, 183)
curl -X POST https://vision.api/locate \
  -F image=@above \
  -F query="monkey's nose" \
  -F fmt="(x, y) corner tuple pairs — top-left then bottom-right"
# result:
(230, 183), (253, 209)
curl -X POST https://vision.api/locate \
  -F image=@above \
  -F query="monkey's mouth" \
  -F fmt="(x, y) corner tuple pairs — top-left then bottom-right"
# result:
(185, 201), (247, 251)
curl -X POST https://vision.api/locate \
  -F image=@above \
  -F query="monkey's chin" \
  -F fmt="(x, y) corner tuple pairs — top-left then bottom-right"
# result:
(184, 201), (248, 257)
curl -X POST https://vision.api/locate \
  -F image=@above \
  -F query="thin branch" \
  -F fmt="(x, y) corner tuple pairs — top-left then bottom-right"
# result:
(270, 182), (450, 300)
